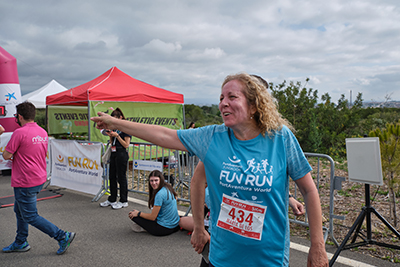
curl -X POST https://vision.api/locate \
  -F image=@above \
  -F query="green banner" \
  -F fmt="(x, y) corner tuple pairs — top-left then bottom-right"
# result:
(47, 106), (89, 135)
(89, 101), (184, 143)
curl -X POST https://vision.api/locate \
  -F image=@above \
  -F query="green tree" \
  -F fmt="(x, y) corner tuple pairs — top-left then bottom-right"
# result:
(359, 111), (400, 135)
(270, 79), (319, 152)
(314, 92), (364, 158)
(35, 109), (46, 130)
(184, 104), (204, 128)
(369, 123), (400, 227)
(200, 104), (223, 125)
(303, 108), (322, 152)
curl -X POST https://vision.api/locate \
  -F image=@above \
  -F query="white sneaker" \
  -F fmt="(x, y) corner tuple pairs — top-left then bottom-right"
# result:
(130, 221), (146, 232)
(99, 200), (117, 207)
(111, 202), (128, 210)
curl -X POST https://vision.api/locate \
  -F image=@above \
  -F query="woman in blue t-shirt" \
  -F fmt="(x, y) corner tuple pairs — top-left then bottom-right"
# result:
(92, 73), (328, 267)
(128, 170), (180, 236)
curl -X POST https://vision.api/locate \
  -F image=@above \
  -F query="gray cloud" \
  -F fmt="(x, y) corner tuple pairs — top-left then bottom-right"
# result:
(1, 0), (399, 105)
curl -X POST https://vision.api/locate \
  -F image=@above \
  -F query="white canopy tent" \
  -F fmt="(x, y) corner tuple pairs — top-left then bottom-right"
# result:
(22, 80), (68, 108)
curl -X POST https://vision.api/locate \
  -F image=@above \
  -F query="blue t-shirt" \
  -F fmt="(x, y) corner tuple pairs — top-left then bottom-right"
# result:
(154, 187), (180, 229)
(177, 124), (311, 267)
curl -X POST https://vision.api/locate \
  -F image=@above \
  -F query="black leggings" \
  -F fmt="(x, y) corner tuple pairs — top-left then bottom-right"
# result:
(108, 150), (128, 203)
(132, 217), (180, 236)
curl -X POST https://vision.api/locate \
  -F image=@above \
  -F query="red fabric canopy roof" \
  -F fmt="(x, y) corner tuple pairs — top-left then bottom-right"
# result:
(46, 67), (184, 106)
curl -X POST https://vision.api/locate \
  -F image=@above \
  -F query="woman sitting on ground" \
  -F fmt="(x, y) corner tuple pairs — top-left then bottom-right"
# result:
(128, 170), (180, 236)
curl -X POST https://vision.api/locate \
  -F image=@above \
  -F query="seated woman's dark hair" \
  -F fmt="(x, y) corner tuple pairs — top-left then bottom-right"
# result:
(148, 170), (177, 209)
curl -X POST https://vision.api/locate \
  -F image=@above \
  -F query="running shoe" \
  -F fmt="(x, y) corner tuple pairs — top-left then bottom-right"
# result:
(111, 202), (128, 209)
(130, 221), (146, 232)
(99, 200), (117, 207)
(57, 231), (76, 255)
(2, 241), (31, 253)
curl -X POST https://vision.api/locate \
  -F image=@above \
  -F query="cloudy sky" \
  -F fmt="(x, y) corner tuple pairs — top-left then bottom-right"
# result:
(1, 0), (399, 105)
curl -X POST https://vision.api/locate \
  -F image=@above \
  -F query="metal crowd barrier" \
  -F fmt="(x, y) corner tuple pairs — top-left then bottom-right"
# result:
(92, 142), (108, 202)
(290, 153), (343, 246)
(127, 142), (198, 209)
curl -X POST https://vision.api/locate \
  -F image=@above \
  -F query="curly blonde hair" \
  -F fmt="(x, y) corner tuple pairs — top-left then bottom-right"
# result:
(222, 73), (293, 136)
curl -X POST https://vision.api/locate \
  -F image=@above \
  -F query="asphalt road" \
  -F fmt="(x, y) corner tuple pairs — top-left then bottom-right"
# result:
(0, 175), (397, 267)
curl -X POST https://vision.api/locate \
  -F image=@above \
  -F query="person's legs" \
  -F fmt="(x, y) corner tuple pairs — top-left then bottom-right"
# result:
(107, 153), (118, 202)
(179, 216), (194, 232)
(13, 196), (29, 245)
(116, 151), (128, 203)
(132, 217), (179, 236)
(14, 185), (65, 243)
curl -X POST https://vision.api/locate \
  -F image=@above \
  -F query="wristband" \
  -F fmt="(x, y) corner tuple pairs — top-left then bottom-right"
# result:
(137, 211), (141, 217)
(289, 194), (294, 198)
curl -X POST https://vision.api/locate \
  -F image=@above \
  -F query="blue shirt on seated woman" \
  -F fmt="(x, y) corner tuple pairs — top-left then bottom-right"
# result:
(128, 170), (180, 236)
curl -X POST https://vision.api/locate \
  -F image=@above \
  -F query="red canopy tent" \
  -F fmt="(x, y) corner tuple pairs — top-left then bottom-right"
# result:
(46, 67), (185, 141)
(46, 66), (184, 105)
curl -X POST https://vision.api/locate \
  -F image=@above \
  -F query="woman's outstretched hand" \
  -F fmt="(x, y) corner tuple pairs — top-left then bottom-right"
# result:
(91, 112), (117, 130)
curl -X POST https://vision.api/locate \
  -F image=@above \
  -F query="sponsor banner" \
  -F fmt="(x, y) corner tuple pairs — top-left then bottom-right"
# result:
(47, 105), (89, 135)
(46, 137), (54, 179)
(132, 159), (162, 172)
(0, 84), (22, 132)
(0, 132), (13, 170)
(0, 84), (21, 118)
(50, 139), (103, 195)
(89, 101), (184, 143)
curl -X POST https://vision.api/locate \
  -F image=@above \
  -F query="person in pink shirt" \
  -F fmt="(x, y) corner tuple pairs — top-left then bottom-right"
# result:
(2, 101), (75, 255)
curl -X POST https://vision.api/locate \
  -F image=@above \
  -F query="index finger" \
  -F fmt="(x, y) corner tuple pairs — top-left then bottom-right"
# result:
(90, 112), (107, 121)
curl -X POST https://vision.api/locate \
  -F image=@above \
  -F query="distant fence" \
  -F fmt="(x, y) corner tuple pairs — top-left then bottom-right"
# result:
(95, 143), (344, 245)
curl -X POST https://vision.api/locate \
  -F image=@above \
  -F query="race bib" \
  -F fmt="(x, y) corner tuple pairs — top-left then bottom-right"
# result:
(217, 194), (266, 240)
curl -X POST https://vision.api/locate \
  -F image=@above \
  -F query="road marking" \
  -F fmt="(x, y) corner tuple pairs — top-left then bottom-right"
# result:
(128, 196), (148, 207)
(290, 242), (377, 267)
(129, 196), (377, 267)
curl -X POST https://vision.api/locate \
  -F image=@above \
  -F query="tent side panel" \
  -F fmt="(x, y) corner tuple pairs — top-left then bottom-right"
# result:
(47, 105), (89, 135)
(89, 101), (184, 143)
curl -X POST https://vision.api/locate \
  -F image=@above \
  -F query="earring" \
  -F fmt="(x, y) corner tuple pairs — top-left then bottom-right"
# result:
(250, 116), (253, 119)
